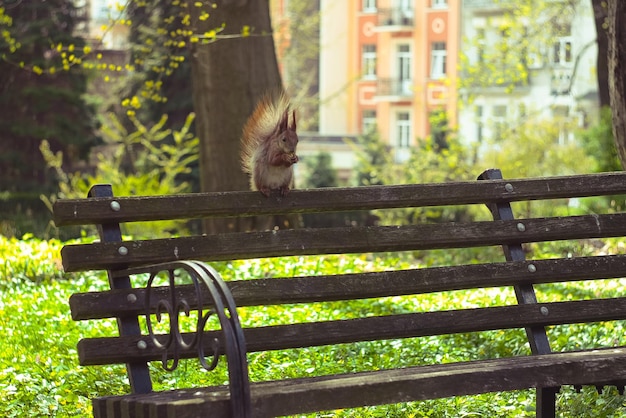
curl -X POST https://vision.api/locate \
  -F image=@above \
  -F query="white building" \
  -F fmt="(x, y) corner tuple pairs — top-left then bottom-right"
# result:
(74, 0), (129, 49)
(458, 0), (599, 150)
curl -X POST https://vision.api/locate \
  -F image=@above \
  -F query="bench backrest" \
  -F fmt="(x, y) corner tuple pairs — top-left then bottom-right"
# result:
(55, 169), (626, 402)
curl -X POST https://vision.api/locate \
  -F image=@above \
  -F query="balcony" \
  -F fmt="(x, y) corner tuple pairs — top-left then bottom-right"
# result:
(551, 69), (572, 95)
(376, 78), (413, 101)
(463, 0), (514, 10)
(376, 8), (414, 31)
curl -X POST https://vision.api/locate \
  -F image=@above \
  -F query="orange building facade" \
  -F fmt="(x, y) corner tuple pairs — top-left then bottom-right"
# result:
(270, 0), (461, 176)
(316, 0), (460, 161)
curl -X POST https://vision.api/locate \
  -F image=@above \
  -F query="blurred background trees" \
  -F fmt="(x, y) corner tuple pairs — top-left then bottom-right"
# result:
(0, 0), (625, 237)
(0, 0), (97, 235)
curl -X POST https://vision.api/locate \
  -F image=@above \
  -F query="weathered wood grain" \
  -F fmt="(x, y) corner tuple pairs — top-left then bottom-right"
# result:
(69, 254), (626, 321)
(77, 298), (626, 366)
(92, 347), (626, 418)
(53, 172), (626, 226)
(61, 212), (626, 272)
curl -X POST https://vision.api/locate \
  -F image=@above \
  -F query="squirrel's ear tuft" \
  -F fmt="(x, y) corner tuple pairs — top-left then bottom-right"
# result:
(290, 110), (297, 131)
(279, 108), (289, 132)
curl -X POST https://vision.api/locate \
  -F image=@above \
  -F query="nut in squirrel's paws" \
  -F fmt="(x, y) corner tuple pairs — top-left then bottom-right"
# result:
(285, 152), (299, 164)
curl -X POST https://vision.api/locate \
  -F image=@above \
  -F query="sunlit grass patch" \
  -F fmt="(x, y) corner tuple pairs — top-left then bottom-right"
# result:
(1, 236), (625, 417)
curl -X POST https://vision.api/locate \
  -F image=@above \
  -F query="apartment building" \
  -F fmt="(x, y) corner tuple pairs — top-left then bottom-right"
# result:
(276, 0), (600, 182)
(458, 0), (599, 149)
(319, 0), (461, 163)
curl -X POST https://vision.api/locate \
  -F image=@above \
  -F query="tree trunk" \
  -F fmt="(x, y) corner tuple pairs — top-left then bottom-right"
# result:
(189, 0), (283, 233)
(591, 0), (610, 108)
(607, 0), (626, 168)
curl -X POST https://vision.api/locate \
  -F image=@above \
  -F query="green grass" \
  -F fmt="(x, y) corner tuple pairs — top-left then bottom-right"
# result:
(1, 235), (625, 417)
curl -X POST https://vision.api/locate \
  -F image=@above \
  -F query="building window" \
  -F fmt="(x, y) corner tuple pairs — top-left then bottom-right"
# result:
(492, 105), (507, 140)
(362, 45), (377, 79)
(396, 112), (411, 148)
(398, 0), (413, 21)
(432, 0), (447, 8)
(362, 0), (376, 13)
(397, 44), (412, 95)
(430, 42), (447, 79)
(362, 109), (377, 134)
(476, 28), (486, 64)
(552, 37), (573, 66)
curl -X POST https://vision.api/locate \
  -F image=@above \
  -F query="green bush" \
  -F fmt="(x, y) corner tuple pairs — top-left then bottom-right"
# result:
(0, 236), (625, 417)
(0, 235), (126, 417)
(351, 110), (619, 226)
(40, 112), (199, 239)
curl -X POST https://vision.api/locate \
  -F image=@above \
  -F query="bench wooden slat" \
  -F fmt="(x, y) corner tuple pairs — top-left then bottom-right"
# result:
(69, 254), (626, 321)
(77, 298), (626, 366)
(92, 347), (626, 418)
(61, 213), (626, 272)
(56, 171), (626, 417)
(53, 172), (626, 226)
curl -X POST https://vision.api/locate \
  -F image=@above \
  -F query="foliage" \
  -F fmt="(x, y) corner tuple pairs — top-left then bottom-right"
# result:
(0, 0), (255, 211)
(0, 234), (65, 289)
(353, 111), (478, 225)
(40, 112), (199, 238)
(459, 0), (578, 96)
(300, 151), (345, 227)
(482, 114), (596, 218)
(0, 0), (97, 172)
(352, 130), (394, 187)
(482, 115), (593, 178)
(0, 6), (17, 53)
(120, 1), (194, 129)
(580, 107), (621, 173)
(351, 107), (615, 225)
(577, 107), (626, 212)
(278, 0), (321, 131)
(385, 134), (477, 225)
(1, 236), (625, 416)
(302, 152), (338, 188)
(350, 102), (625, 232)
(0, 0), (98, 234)
(397, 112), (474, 184)
(0, 235), (125, 417)
(107, 1), (260, 116)
(1, 0), (194, 112)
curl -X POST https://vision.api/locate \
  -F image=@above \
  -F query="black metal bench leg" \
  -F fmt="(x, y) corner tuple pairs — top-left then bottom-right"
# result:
(478, 170), (561, 418)
(537, 386), (559, 418)
(89, 184), (153, 395)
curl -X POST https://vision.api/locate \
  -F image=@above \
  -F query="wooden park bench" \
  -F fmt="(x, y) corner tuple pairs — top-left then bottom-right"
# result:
(54, 168), (626, 418)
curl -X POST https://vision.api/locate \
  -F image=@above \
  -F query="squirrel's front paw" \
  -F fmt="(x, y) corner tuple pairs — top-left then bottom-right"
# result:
(279, 186), (290, 197)
(284, 153), (298, 164)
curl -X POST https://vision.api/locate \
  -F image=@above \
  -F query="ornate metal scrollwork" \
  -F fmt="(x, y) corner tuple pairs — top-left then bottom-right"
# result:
(135, 260), (251, 417)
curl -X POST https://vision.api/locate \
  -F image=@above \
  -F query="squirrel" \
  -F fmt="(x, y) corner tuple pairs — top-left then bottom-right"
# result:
(240, 92), (299, 197)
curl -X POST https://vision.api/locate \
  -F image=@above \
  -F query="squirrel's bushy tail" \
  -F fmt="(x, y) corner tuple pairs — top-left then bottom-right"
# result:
(240, 92), (292, 174)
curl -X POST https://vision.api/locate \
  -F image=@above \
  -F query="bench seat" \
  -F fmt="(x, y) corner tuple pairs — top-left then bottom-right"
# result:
(94, 347), (626, 418)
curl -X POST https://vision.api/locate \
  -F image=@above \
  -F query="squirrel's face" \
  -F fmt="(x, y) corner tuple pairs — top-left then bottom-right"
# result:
(278, 129), (299, 154)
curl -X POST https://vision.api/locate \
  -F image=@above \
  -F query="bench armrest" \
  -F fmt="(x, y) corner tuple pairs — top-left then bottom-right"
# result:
(114, 260), (252, 417)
